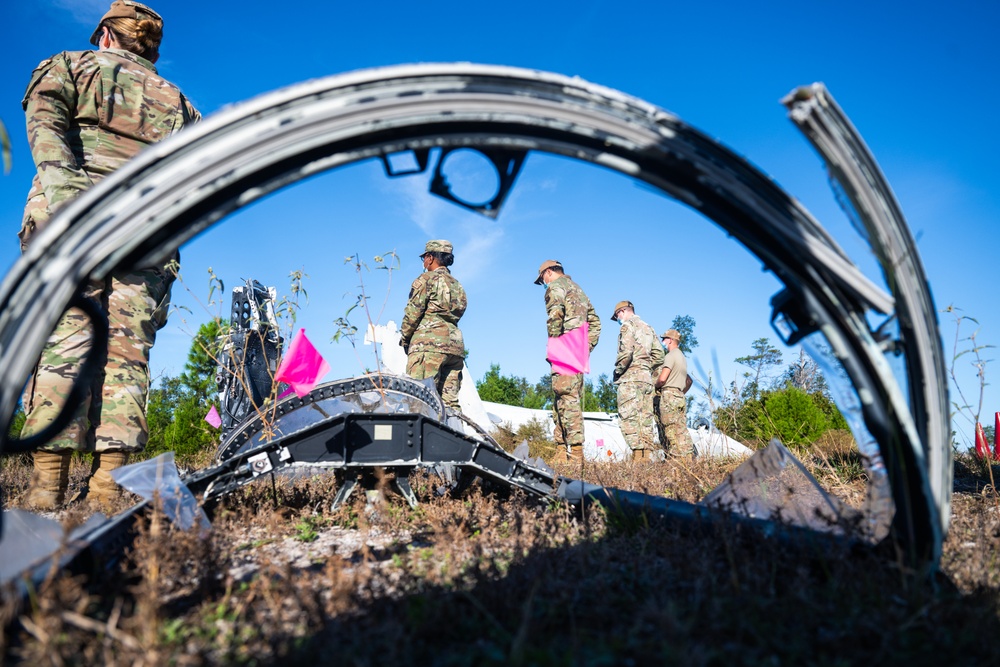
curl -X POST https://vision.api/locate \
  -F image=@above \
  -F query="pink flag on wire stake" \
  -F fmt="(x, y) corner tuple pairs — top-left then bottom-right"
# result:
(275, 329), (331, 398)
(546, 322), (590, 375)
(204, 405), (222, 429)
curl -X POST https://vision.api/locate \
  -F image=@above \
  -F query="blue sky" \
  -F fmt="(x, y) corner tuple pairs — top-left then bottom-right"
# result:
(1, 0), (996, 448)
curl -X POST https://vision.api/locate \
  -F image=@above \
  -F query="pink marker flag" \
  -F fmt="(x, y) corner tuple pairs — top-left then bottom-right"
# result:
(275, 328), (331, 398)
(204, 405), (222, 429)
(546, 322), (590, 375)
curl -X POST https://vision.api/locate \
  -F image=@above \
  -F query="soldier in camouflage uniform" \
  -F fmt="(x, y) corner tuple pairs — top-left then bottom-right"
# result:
(611, 301), (664, 460)
(536, 260), (600, 461)
(655, 328), (695, 455)
(400, 240), (468, 412)
(19, 1), (200, 509)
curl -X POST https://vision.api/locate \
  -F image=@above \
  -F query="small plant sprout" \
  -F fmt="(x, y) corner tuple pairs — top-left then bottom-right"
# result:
(333, 251), (401, 399)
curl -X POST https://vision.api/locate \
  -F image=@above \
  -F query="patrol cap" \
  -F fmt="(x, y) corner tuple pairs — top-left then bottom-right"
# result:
(661, 328), (682, 342)
(610, 300), (634, 322)
(534, 259), (562, 285)
(421, 239), (453, 256)
(90, 1), (163, 46)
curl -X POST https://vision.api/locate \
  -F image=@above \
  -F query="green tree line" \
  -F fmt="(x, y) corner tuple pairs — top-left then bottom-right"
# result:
(475, 364), (618, 413)
(146, 320), (226, 462)
(474, 316), (852, 453)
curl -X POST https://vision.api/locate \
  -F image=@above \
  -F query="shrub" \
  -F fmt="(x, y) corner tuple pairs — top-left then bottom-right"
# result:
(716, 385), (847, 451)
(763, 386), (831, 448)
(489, 418), (559, 461)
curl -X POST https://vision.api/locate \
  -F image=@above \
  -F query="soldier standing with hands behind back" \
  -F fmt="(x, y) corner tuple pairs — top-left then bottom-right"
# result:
(611, 301), (663, 460)
(655, 328), (695, 455)
(400, 240), (467, 412)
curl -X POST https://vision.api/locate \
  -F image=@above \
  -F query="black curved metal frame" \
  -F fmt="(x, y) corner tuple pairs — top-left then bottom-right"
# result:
(0, 65), (948, 566)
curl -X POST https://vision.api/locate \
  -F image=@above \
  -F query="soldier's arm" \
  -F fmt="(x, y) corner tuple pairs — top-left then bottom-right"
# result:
(456, 281), (468, 320)
(544, 284), (566, 337)
(655, 362), (671, 389)
(613, 323), (634, 380)
(586, 305), (601, 352)
(650, 334), (665, 375)
(22, 54), (93, 211)
(446, 274), (468, 321)
(399, 276), (429, 346)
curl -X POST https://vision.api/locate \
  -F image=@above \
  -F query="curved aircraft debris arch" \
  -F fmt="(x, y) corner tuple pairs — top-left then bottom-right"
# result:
(0, 63), (948, 565)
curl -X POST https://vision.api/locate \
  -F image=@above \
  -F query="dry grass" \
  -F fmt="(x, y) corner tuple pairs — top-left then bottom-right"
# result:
(1, 444), (999, 666)
(490, 418), (559, 461)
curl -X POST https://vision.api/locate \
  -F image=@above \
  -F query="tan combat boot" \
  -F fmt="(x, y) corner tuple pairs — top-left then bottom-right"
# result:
(89, 451), (130, 508)
(26, 451), (71, 509)
(631, 448), (647, 462)
(565, 444), (583, 462)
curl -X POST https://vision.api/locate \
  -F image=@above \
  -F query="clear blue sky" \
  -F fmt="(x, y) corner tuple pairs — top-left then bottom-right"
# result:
(1, 0), (996, 449)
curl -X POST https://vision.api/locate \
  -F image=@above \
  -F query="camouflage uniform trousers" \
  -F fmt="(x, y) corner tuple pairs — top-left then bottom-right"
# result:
(20, 269), (173, 453)
(617, 381), (656, 451)
(657, 388), (694, 455)
(406, 350), (464, 412)
(551, 372), (584, 450)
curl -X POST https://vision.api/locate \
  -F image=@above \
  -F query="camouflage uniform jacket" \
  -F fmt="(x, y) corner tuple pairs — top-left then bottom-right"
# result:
(21, 48), (200, 246)
(544, 275), (601, 352)
(614, 316), (663, 385)
(400, 267), (467, 356)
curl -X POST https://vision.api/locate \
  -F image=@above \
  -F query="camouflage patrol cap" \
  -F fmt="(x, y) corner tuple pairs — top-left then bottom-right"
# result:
(421, 239), (453, 256)
(610, 300), (634, 322)
(534, 260), (562, 285)
(90, 1), (163, 46)
(661, 328), (682, 342)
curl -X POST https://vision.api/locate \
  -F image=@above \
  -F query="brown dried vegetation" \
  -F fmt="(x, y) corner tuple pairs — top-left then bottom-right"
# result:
(2, 442), (999, 666)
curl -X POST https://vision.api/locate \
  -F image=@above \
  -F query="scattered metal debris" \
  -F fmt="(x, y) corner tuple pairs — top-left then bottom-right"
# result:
(0, 65), (949, 577)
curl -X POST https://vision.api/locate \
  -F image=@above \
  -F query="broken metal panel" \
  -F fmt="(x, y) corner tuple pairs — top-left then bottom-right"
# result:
(112, 452), (210, 533)
(0, 65), (946, 565)
(700, 441), (881, 540)
(784, 83), (950, 560)
(0, 510), (108, 585)
(217, 374), (446, 460)
(201, 376), (557, 502)
(556, 478), (856, 551)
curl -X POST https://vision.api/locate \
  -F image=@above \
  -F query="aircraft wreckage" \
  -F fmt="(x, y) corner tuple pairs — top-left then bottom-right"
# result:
(0, 64), (950, 589)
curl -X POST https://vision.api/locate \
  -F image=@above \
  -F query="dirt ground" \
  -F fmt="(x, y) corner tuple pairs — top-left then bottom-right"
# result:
(2, 448), (999, 666)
